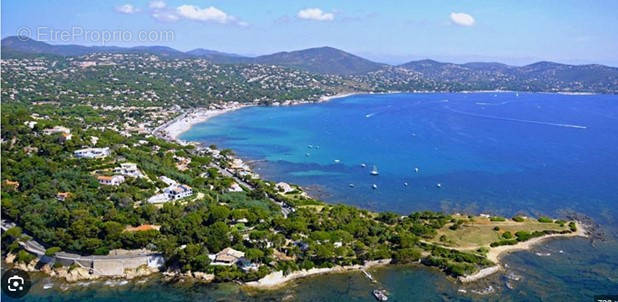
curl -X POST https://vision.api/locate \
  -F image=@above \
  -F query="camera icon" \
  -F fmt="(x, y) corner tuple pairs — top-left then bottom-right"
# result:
(7, 275), (25, 292)
(1, 269), (31, 298)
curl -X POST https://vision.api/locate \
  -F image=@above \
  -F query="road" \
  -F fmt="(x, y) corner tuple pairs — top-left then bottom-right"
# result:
(153, 109), (294, 217)
(1, 219), (159, 262)
(212, 164), (293, 217)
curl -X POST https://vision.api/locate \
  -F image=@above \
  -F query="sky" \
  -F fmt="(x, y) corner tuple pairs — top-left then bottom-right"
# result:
(2, 0), (618, 66)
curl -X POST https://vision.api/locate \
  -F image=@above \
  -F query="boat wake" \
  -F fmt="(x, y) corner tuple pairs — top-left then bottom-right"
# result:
(444, 107), (587, 129)
(365, 112), (377, 118)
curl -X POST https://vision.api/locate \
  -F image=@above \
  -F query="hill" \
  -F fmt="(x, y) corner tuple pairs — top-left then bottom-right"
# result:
(251, 47), (386, 75)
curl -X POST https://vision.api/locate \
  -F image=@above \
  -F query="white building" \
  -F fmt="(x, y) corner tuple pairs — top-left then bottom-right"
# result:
(159, 176), (177, 186)
(164, 184), (193, 200)
(43, 126), (71, 135)
(228, 182), (243, 192)
(114, 163), (143, 178)
(97, 175), (125, 186)
(74, 147), (110, 159)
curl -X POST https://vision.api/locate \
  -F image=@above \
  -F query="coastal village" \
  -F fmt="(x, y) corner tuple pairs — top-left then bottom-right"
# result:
(0, 53), (591, 296)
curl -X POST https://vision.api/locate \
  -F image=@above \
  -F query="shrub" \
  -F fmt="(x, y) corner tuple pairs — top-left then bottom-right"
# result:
(569, 221), (577, 232)
(537, 216), (553, 223)
(493, 226), (500, 231)
(490, 239), (518, 247)
(490, 216), (506, 222)
(502, 231), (513, 239)
(512, 216), (525, 222)
(45, 247), (62, 256)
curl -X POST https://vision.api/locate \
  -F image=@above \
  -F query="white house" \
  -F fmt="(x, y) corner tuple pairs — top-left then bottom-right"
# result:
(74, 147), (110, 159)
(159, 176), (177, 186)
(114, 163), (143, 178)
(43, 126), (71, 135)
(228, 182), (243, 192)
(97, 175), (125, 186)
(164, 184), (193, 200)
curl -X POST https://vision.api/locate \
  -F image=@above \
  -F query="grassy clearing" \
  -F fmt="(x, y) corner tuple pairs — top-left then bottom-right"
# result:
(431, 215), (570, 249)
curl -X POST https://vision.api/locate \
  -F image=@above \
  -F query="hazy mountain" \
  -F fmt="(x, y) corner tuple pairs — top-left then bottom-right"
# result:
(398, 59), (618, 90)
(2, 36), (616, 90)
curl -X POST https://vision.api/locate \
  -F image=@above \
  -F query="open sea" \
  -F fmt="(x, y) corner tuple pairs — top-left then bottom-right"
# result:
(7, 92), (618, 301)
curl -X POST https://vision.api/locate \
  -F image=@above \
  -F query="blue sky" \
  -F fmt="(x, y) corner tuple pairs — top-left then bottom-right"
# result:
(2, 0), (618, 65)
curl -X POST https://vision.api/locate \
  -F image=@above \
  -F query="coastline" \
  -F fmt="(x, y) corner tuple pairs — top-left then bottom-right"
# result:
(162, 92), (360, 142)
(162, 103), (251, 141)
(486, 221), (588, 264)
(245, 259), (391, 290)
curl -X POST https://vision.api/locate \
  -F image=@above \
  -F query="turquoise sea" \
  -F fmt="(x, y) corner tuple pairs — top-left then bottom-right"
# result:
(7, 93), (618, 301)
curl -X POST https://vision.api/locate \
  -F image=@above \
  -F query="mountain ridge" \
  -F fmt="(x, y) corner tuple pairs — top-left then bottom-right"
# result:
(2, 36), (617, 86)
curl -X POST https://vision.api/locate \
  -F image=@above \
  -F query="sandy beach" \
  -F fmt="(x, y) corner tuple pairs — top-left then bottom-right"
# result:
(318, 92), (359, 102)
(245, 259), (391, 289)
(162, 104), (250, 141)
(486, 221), (587, 263)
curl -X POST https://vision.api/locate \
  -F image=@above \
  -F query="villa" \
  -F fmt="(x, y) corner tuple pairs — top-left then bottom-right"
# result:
(164, 184), (193, 200)
(213, 247), (245, 265)
(43, 126), (71, 136)
(114, 163), (144, 178)
(97, 175), (125, 186)
(74, 147), (110, 159)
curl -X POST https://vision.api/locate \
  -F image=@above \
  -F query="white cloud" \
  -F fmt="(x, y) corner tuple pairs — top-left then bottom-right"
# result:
(176, 5), (235, 24)
(149, 0), (166, 9)
(450, 12), (475, 27)
(297, 8), (334, 21)
(152, 11), (179, 22)
(116, 4), (140, 14)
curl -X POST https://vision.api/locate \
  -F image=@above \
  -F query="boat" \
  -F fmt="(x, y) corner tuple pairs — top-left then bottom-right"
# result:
(334, 159), (340, 163)
(372, 184), (378, 189)
(414, 167), (419, 173)
(370, 165), (379, 175)
(305, 153), (310, 157)
(403, 182), (408, 186)
(436, 183), (442, 188)
(349, 184), (355, 188)
(361, 163), (367, 168)
(373, 289), (388, 301)
(43, 282), (53, 289)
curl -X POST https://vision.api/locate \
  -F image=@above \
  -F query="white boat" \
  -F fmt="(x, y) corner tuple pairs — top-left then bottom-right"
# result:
(372, 184), (378, 189)
(361, 163), (367, 168)
(373, 289), (388, 301)
(334, 159), (340, 163)
(349, 184), (355, 188)
(414, 167), (419, 173)
(43, 283), (53, 289)
(370, 165), (379, 176)
(305, 153), (310, 157)
(436, 183), (442, 188)
(403, 182), (408, 186)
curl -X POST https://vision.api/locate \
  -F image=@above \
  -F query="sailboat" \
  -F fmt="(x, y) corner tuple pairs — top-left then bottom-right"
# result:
(370, 165), (379, 176)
